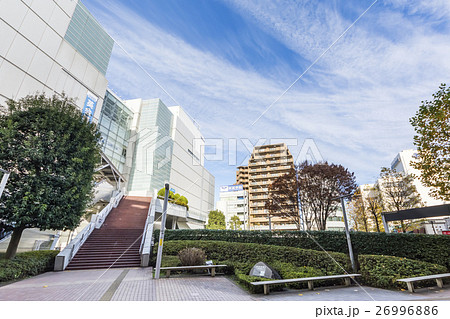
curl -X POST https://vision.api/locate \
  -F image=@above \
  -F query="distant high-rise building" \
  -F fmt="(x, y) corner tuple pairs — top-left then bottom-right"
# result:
(237, 143), (296, 230)
(236, 166), (249, 191)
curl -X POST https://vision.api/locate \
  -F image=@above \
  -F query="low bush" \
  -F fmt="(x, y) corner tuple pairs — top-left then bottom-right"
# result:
(156, 240), (447, 292)
(0, 250), (59, 283)
(178, 247), (206, 266)
(157, 229), (450, 270)
(358, 254), (447, 290)
(159, 240), (351, 274)
(157, 240), (351, 293)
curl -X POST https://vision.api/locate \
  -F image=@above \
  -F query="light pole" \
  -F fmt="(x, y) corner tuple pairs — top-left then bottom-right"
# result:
(154, 183), (170, 279)
(295, 167), (305, 231)
(333, 194), (357, 273)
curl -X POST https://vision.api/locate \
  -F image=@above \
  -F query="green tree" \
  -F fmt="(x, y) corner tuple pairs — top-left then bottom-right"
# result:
(228, 215), (242, 230)
(378, 167), (422, 232)
(0, 94), (101, 259)
(410, 84), (450, 201)
(206, 210), (226, 230)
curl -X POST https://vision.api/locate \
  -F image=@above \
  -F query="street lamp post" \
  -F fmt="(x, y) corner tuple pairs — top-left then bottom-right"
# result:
(154, 183), (170, 279)
(334, 194), (357, 273)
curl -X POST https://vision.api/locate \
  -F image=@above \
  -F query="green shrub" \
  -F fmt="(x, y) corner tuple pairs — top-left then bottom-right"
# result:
(161, 255), (180, 267)
(157, 229), (450, 270)
(157, 240), (351, 293)
(0, 250), (59, 283)
(159, 240), (351, 274)
(177, 247), (206, 266)
(358, 254), (447, 290)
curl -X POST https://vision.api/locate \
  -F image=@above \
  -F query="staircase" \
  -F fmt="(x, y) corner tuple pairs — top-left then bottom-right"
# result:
(66, 196), (151, 270)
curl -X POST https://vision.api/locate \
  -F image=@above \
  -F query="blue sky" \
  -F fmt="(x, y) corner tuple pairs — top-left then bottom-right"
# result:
(83, 0), (450, 203)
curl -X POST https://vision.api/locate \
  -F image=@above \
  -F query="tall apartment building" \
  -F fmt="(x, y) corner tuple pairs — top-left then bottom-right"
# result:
(236, 166), (249, 190)
(0, 0), (113, 122)
(237, 143), (295, 230)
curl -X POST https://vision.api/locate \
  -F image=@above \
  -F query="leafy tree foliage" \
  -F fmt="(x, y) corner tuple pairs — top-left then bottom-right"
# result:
(378, 167), (422, 232)
(0, 94), (101, 258)
(206, 210), (226, 230)
(410, 84), (450, 201)
(266, 162), (357, 230)
(348, 189), (370, 232)
(228, 215), (242, 230)
(348, 186), (384, 232)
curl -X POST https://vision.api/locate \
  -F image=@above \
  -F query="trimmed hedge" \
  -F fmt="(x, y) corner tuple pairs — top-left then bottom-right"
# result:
(358, 254), (447, 290)
(159, 240), (351, 274)
(156, 229), (450, 270)
(0, 250), (59, 283)
(158, 240), (352, 293)
(156, 240), (447, 292)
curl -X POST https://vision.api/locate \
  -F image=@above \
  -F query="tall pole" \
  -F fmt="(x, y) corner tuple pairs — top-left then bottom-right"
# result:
(295, 167), (305, 231)
(154, 183), (169, 279)
(340, 196), (357, 273)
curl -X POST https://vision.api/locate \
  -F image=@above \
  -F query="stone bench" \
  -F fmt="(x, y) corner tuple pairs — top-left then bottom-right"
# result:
(397, 273), (450, 293)
(251, 274), (361, 295)
(160, 265), (227, 278)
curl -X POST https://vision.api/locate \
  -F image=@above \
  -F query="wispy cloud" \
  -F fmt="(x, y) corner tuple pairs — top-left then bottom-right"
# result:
(84, 0), (450, 189)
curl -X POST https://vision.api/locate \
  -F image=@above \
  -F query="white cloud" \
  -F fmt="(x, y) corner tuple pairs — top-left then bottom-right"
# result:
(86, 0), (450, 187)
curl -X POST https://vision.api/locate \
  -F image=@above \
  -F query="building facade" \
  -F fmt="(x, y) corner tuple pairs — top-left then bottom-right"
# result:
(0, 0), (113, 122)
(216, 184), (248, 230)
(388, 149), (449, 234)
(103, 98), (215, 221)
(237, 143), (296, 230)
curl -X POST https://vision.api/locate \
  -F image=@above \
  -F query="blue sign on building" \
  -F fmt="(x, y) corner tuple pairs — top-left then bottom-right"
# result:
(81, 91), (98, 123)
(220, 184), (244, 192)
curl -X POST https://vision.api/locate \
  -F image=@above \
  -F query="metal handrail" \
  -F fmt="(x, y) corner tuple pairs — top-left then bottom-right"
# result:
(54, 190), (124, 271)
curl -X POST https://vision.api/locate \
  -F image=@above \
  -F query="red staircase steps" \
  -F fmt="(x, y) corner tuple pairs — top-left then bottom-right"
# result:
(66, 196), (151, 270)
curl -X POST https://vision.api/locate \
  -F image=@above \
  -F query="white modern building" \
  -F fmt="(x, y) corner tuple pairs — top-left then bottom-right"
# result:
(389, 149), (449, 234)
(216, 184), (248, 230)
(0, 0), (115, 252)
(391, 149), (448, 207)
(0, 0), (113, 122)
(108, 98), (215, 222)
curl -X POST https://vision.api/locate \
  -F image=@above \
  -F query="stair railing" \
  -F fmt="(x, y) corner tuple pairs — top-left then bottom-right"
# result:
(94, 190), (124, 229)
(140, 191), (157, 267)
(54, 190), (125, 271)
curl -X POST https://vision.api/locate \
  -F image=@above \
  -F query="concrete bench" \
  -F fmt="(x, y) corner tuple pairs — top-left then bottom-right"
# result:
(251, 274), (361, 295)
(397, 273), (450, 293)
(160, 265), (227, 278)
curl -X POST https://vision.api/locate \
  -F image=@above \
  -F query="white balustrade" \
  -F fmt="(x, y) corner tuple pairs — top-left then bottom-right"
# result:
(54, 190), (124, 271)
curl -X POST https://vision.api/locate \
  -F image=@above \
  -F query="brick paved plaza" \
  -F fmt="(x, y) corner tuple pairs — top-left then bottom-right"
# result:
(0, 268), (449, 301)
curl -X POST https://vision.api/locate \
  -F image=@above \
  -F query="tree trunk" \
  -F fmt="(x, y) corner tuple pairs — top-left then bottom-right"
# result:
(400, 220), (406, 233)
(5, 226), (26, 259)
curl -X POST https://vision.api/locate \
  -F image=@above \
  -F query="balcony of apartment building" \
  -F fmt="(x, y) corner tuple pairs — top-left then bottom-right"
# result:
(250, 194), (269, 200)
(253, 144), (285, 153)
(249, 186), (269, 193)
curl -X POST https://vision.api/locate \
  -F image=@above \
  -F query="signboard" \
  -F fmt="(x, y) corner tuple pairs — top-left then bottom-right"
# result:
(442, 231), (450, 235)
(220, 184), (243, 192)
(81, 91), (98, 123)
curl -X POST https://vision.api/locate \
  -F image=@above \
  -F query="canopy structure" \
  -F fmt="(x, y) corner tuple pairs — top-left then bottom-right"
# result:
(95, 151), (126, 190)
(381, 204), (450, 233)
